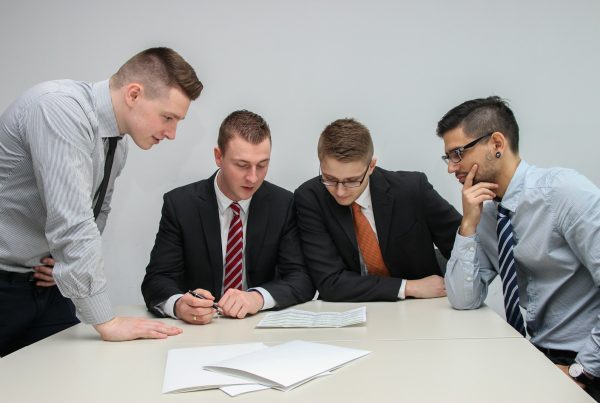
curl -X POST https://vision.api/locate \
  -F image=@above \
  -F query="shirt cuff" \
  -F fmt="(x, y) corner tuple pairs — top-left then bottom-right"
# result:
(453, 231), (478, 261)
(72, 291), (115, 325)
(398, 279), (407, 300)
(160, 294), (184, 319)
(248, 287), (275, 310)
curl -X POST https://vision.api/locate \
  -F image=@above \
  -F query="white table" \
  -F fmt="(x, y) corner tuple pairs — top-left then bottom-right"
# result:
(0, 299), (592, 402)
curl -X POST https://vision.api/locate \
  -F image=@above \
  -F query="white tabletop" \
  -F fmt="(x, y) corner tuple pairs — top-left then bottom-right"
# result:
(0, 299), (592, 402)
(86, 298), (521, 344)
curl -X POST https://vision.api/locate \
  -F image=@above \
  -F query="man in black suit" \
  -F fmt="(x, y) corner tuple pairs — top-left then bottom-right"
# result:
(142, 110), (314, 324)
(295, 118), (461, 302)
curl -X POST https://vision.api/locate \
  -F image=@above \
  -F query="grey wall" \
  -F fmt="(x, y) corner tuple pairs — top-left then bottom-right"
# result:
(1, 0), (599, 316)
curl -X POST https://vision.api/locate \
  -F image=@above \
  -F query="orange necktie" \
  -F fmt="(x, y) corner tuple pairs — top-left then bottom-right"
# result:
(351, 202), (390, 277)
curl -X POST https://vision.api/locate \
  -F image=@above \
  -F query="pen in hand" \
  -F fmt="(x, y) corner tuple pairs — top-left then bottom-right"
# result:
(188, 290), (222, 313)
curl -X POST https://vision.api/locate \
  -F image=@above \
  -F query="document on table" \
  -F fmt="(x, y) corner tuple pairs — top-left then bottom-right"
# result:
(255, 306), (367, 328)
(162, 343), (268, 393)
(204, 340), (370, 391)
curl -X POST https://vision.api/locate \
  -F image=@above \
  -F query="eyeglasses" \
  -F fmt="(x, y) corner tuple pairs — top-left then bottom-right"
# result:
(320, 164), (370, 188)
(441, 132), (493, 165)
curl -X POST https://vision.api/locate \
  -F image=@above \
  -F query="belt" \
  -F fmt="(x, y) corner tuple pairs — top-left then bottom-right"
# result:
(0, 270), (35, 282)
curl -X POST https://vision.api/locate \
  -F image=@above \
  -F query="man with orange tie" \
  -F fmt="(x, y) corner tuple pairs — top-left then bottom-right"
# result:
(294, 118), (461, 302)
(141, 110), (314, 323)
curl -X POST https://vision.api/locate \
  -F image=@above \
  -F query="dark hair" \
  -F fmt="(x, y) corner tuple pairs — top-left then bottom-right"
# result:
(111, 47), (203, 100)
(218, 110), (271, 154)
(436, 96), (519, 153)
(318, 118), (374, 163)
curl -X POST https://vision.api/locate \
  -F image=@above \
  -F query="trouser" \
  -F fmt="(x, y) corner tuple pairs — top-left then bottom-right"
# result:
(536, 345), (600, 402)
(0, 270), (79, 357)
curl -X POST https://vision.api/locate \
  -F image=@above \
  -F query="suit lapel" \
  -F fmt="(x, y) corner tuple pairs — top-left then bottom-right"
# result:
(194, 173), (224, 297)
(370, 168), (393, 258)
(245, 184), (270, 287)
(325, 190), (357, 250)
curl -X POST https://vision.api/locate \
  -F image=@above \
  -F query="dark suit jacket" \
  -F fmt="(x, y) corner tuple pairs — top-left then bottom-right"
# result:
(294, 167), (461, 302)
(142, 172), (315, 316)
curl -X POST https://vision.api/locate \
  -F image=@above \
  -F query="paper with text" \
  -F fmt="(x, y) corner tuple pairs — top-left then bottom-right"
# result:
(256, 306), (366, 328)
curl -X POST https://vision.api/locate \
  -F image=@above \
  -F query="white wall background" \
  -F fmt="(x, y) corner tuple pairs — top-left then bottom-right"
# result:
(1, 0), (599, 317)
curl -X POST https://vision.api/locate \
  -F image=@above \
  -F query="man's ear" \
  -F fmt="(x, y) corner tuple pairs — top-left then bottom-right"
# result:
(214, 146), (223, 167)
(124, 83), (143, 107)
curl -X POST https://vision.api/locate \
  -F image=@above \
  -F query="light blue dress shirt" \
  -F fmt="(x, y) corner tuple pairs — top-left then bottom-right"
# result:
(445, 160), (600, 376)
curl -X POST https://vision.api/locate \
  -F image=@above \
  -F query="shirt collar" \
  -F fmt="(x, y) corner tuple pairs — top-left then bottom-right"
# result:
(92, 80), (121, 140)
(498, 160), (530, 213)
(353, 181), (372, 210)
(214, 171), (252, 215)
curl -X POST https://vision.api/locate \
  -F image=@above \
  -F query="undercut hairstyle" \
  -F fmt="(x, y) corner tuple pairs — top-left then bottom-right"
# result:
(318, 118), (374, 163)
(110, 47), (203, 100)
(436, 96), (520, 153)
(218, 110), (271, 154)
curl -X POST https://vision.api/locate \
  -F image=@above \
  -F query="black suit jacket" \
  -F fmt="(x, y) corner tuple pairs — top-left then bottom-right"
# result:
(142, 172), (315, 316)
(294, 167), (461, 302)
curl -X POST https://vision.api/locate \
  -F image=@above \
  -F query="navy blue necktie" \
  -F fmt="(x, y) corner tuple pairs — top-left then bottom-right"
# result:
(496, 204), (526, 337)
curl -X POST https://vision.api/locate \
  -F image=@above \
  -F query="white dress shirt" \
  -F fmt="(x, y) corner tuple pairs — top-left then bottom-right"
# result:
(353, 183), (406, 299)
(161, 172), (275, 318)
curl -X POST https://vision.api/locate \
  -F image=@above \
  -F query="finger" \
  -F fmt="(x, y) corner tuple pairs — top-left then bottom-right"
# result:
(33, 266), (54, 276)
(145, 321), (182, 336)
(193, 288), (215, 300)
(35, 280), (56, 287)
(183, 294), (215, 308)
(40, 257), (55, 267)
(464, 164), (478, 188)
(236, 305), (249, 319)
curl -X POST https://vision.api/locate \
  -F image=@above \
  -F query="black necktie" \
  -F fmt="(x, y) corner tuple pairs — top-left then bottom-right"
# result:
(93, 137), (119, 220)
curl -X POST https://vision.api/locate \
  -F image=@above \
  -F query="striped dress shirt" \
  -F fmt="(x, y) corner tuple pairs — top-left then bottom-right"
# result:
(0, 79), (127, 324)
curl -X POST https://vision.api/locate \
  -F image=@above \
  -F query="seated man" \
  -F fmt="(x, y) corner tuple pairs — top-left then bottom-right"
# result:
(142, 110), (314, 323)
(437, 96), (600, 400)
(294, 118), (461, 302)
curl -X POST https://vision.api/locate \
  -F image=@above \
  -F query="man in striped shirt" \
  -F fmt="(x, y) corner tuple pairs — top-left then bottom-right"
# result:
(0, 47), (203, 356)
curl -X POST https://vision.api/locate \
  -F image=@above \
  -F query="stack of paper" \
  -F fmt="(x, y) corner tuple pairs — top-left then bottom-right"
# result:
(256, 306), (367, 328)
(162, 340), (370, 395)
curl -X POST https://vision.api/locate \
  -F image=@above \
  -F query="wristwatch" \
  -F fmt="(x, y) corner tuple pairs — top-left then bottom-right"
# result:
(568, 363), (595, 385)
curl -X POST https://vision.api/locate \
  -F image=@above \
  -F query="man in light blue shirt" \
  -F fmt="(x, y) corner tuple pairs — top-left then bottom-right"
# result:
(436, 96), (600, 400)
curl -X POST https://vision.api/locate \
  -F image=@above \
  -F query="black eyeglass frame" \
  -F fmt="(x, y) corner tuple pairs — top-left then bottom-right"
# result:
(441, 132), (494, 164)
(319, 164), (370, 188)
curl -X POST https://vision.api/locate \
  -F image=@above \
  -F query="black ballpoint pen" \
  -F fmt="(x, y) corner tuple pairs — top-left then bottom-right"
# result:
(187, 290), (222, 313)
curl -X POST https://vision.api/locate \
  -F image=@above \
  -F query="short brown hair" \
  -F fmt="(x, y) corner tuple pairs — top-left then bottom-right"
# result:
(318, 118), (374, 163)
(110, 47), (203, 100)
(218, 110), (271, 154)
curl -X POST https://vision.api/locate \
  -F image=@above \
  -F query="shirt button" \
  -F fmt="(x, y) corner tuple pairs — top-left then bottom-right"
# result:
(469, 247), (474, 252)
(466, 276), (473, 281)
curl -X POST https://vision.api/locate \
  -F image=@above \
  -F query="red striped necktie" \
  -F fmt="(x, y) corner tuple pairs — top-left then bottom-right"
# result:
(224, 202), (244, 292)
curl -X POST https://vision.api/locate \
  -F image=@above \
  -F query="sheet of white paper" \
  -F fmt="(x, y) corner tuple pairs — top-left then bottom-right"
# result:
(162, 343), (268, 393)
(219, 371), (333, 396)
(205, 340), (370, 391)
(219, 383), (271, 397)
(256, 306), (366, 328)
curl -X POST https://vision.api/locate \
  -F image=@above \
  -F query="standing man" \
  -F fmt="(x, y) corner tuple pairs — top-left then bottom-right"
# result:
(437, 96), (600, 400)
(294, 118), (461, 302)
(0, 47), (203, 356)
(141, 110), (314, 324)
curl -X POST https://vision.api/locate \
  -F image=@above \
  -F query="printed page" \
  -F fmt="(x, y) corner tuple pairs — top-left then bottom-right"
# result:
(256, 306), (366, 328)
(162, 343), (268, 393)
